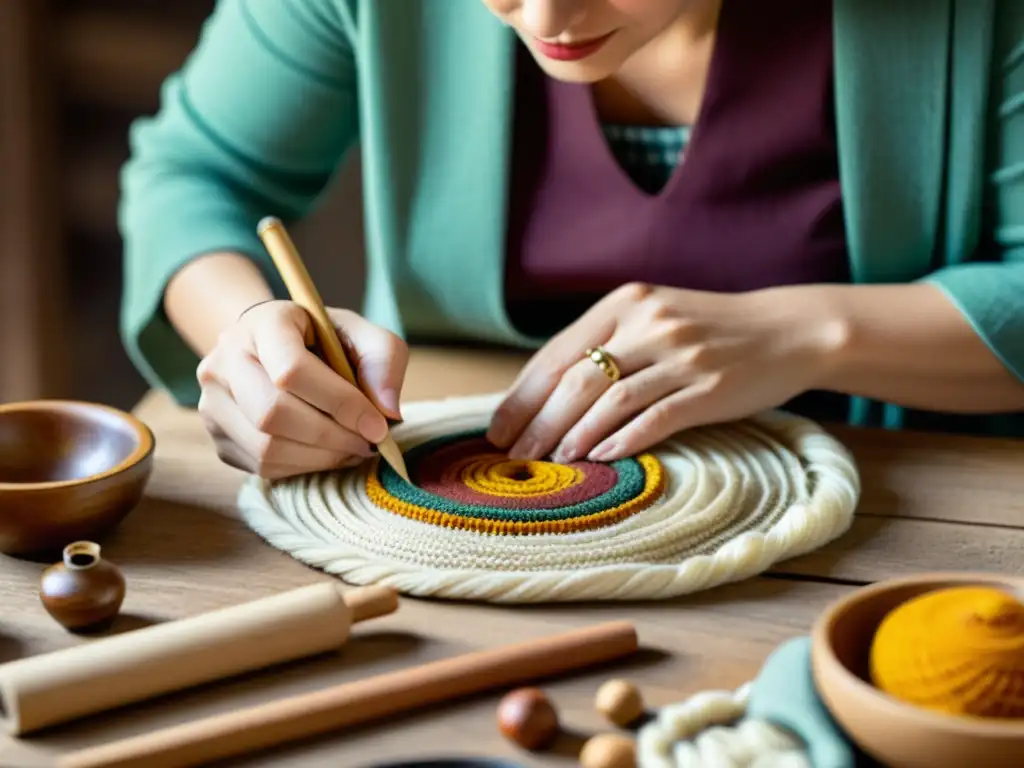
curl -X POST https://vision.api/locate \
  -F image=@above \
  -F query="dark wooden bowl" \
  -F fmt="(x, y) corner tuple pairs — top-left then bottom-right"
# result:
(0, 400), (154, 556)
(810, 572), (1024, 768)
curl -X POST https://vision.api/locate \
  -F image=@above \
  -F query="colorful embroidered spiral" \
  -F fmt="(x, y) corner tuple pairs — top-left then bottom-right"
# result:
(237, 392), (860, 603)
(364, 430), (665, 535)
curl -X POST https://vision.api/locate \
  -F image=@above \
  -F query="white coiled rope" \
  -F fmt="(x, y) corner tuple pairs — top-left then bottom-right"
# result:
(237, 392), (860, 603)
(638, 684), (811, 768)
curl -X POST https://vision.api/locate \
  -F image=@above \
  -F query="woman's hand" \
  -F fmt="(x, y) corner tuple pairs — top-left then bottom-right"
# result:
(195, 300), (408, 479)
(486, 282), (847, 463)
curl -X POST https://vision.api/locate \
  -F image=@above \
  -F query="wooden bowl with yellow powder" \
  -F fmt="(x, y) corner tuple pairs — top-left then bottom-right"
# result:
(811, 572), (1024, 768)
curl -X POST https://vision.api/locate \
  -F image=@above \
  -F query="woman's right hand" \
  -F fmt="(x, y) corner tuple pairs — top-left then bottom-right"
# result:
(195, 300), (407, 479)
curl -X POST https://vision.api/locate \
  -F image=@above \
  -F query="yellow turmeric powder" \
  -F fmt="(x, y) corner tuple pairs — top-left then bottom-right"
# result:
(870, 586), (1024, 719)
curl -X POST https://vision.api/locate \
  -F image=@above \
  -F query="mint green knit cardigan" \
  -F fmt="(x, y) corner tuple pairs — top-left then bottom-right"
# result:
(119, 0), (1024, 434)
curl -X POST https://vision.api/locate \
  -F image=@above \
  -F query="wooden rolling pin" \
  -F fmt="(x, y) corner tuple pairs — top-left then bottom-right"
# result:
(58, 620), (638, 768)
(0, 582), (397, 736)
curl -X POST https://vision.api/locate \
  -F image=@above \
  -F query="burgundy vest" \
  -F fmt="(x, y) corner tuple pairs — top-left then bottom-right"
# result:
(503, 0), (850, 338)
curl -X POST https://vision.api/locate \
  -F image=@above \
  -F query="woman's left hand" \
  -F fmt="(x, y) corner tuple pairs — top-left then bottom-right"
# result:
(486, 282), (847, 463)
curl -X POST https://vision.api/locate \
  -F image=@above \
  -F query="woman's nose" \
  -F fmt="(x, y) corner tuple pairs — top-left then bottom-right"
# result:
(519, 0), (589, 40)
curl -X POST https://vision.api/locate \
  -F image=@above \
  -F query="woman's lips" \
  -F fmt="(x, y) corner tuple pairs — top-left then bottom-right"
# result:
(531, 31), (615, 62)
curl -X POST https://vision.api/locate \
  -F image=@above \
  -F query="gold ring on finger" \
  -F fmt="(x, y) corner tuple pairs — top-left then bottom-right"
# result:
(584, 345), (621, 383)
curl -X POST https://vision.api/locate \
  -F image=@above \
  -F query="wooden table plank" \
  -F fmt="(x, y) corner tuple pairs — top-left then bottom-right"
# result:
(832, 427), (1024, 528)
(775, 515), (1024, 583)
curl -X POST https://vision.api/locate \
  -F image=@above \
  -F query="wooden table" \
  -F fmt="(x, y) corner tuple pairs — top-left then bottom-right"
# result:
(2, 347), (1023, 767)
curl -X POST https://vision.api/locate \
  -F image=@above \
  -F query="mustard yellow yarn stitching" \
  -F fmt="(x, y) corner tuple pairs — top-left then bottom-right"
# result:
(456, 454), (584, 497)
(365, 453), (665, 535)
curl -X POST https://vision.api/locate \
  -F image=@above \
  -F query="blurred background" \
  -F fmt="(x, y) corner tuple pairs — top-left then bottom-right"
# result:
(1, 0), (366, 411)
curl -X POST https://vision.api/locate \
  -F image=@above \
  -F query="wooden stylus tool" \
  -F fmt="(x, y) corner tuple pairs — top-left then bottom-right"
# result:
(256, 216), (410, 482)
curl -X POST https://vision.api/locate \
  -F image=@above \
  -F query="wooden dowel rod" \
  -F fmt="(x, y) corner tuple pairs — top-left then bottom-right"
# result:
(59, 621), (638, 768)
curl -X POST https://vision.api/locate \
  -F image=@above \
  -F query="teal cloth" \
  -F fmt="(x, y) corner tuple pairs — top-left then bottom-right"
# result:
(747, 636), (882, 767)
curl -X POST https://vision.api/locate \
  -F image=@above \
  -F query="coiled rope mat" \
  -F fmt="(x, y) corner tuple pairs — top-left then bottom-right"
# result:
(237, 392), (860, 603)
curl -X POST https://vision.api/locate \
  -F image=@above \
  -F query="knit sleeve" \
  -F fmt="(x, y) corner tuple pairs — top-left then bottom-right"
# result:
(925, 0), (1024, 383)
(118, 0), (359, 406)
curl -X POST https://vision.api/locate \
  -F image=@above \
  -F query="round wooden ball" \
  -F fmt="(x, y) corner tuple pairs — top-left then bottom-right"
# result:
(496, 687), (560, 751)
(579, 733), (636, 768)
(594, 678), (644, 727)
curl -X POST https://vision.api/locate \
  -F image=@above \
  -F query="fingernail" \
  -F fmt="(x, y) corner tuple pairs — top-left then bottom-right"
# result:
(335, 433), (377, 458)
(552, 443), (576, 464)
(488, 420), (511, 448)
(378, 388), (401, 419)
(509, 439), (539, 461)
(357, 412), (389, 444)
(589, 441), (616, 462)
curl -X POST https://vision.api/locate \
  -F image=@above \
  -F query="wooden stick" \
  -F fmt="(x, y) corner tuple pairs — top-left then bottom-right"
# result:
(58, 621), (638, 768)
(256, 216), (410, 482)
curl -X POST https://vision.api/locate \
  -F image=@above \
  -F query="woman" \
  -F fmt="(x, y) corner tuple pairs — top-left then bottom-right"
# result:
(120, 0), (1024, 479)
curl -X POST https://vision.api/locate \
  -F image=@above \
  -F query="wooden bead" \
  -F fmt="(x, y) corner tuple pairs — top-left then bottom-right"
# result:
(579, 733), (636, 768)
(496, 687), (560, 750)
(594, 678), (644, 726)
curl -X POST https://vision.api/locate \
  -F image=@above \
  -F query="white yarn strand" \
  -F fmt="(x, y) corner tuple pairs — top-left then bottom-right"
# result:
(237, 392), (860, 603)
(637, 684), (810, 768)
